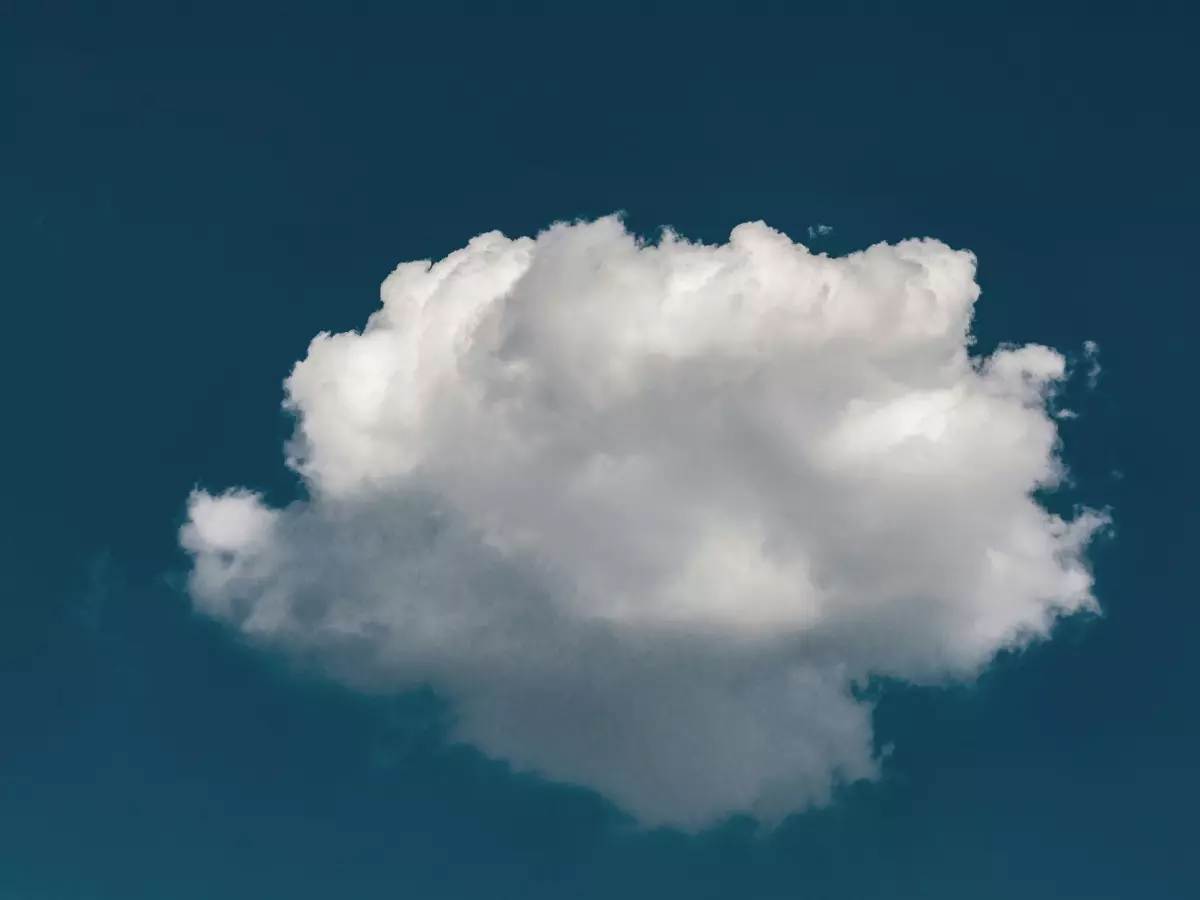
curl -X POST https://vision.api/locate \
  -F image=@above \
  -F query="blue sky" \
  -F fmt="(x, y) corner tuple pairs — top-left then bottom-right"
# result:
(3, 7), (1198, 899)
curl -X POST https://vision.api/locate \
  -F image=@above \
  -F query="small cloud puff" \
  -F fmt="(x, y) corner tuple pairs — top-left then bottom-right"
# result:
(180, 216), (1107, 830)
(808, 223), (834, 238)
(1083, 339), (1101, 389)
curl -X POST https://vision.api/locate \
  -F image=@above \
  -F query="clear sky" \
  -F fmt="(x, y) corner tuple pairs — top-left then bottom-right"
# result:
(3, 6), (1198, 899)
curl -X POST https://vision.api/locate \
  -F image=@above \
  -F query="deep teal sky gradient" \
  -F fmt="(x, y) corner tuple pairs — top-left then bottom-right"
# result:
(3, 7), (1198, 899)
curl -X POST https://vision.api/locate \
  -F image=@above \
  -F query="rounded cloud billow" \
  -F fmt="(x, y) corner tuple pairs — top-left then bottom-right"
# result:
(180, 216), (1107, 829)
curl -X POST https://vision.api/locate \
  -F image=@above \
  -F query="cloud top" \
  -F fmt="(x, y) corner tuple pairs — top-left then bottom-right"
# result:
(180, 217), (1106, 829)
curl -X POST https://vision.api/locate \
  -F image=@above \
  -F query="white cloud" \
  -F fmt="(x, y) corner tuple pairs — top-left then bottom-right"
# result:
(180, 216), (1107, 830)
(808, 223), (834, 238)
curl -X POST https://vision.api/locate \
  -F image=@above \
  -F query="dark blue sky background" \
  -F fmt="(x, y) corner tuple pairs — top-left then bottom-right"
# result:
(3, 6), (1198, 898)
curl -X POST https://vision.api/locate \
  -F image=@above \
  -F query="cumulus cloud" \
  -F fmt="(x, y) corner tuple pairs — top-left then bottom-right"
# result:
(180, 216), (1107, 830)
